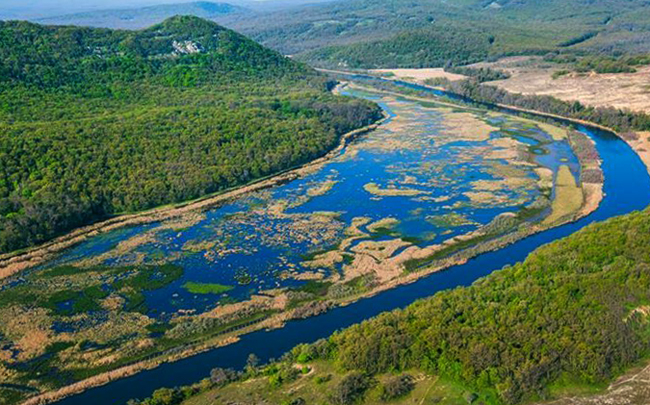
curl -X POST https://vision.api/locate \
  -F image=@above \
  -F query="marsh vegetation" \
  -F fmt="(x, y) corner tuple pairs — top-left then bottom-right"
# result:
(0, 83), (603, 403)
(138, 206), (650, 405)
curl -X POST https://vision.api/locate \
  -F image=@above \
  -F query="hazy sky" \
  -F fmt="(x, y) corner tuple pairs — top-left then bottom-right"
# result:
(0, 0), (280, 19)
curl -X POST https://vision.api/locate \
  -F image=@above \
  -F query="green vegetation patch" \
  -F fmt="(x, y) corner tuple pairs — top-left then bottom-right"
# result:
(296, 280), (333, 297)
(0, 264), (184, 317)
(182, 282), (234, 295)
(426, 212), (477, 228)
(114, 264), (184, 292)
(44, 286), (109, 316)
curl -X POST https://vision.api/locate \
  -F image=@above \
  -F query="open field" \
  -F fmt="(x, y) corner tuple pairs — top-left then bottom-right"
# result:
(370, 68), (467, 83)
(469, 56), (650, 114)
(183, 361), (475, 405)
(178, 362), (650, 405)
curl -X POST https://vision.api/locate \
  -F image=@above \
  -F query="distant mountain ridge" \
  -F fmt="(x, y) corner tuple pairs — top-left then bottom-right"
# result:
(225, 0), (650, 68)
(35, 1), (250, 29)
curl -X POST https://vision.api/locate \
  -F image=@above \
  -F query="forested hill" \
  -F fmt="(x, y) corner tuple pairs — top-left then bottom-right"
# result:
(317, 208), (650, 403)
(223, 0), (650, 68)
(0, 16), (382, 254)
(0, 15), (304, 90)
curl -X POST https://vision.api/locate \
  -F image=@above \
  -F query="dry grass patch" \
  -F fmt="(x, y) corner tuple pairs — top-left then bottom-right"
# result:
(370, 68), (467, 83)
(469, 56), (650, 114)
(439, 111), (499, 143)
(543, 165), (584, 225)
(366, 217), (400, 233)
(363, 183), (428, 197)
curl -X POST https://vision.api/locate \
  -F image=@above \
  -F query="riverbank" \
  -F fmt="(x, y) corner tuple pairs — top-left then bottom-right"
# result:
(0, 111), (389, 283)
(155, 206), (650, 405)
(19, 79), (650, 405)
(327, 67), (650, 177)
(13, 82), (605, 405)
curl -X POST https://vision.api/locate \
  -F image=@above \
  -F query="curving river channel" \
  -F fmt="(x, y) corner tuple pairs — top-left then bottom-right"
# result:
(51, 82), (650, 405)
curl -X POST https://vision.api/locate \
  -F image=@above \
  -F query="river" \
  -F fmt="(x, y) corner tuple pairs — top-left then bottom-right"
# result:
(47, 82), (650, 405)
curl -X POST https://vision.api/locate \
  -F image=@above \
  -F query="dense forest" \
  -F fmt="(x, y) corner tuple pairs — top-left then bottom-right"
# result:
(134, 207), (650, 405)
(317, 208), (650, 403)
(0, 16), (382, 254)
(299, 26), (495, 69)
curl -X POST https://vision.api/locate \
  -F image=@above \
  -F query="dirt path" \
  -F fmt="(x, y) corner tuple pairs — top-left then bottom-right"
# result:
(538, 363), (650, 405)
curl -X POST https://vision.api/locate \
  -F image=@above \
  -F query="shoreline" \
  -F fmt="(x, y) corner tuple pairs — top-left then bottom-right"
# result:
(318, 67), (650, 177)
(17, 83), (605, 405)
(0, 109), (389, 283)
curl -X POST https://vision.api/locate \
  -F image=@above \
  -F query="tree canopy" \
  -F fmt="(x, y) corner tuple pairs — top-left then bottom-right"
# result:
(0, 16), (382, 253)
(320, 208), (650, 403)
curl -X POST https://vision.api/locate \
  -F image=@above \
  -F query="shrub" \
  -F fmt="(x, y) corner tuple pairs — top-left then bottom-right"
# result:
(246, 353), (260, 370)
(269, 364), (300, 387)
(379, 374), (415, 401)
(149, 388), (183, 405)
(551, 69), (570, 79)
(315, 374), (332, 384)
(330, 372), (372, 405)
(281, 399), (306, 405)
(210, 367), (238, 386)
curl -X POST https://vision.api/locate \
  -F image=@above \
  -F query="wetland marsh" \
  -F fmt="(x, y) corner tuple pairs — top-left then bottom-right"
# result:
(0, 85), (605, 403)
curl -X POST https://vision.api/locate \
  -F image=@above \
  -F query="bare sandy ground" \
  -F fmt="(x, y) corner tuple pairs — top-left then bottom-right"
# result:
(539, 364), (650, 405)
(468, 56), (650, 114)
(370, 68), (467, 83)
(628, 132), (650, 171)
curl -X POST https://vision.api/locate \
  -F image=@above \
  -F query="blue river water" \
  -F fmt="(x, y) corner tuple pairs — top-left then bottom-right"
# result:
(53, 84), (650, 405)
(35, 86), (573, 319)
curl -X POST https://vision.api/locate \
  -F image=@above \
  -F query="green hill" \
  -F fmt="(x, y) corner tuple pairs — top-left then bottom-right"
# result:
(137, 206), (650, 405)
(0, 16), (382, 254)
(226, 0), (650, 68)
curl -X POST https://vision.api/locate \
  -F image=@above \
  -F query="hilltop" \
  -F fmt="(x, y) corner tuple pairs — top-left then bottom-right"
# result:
(0, 16), (382, 254)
